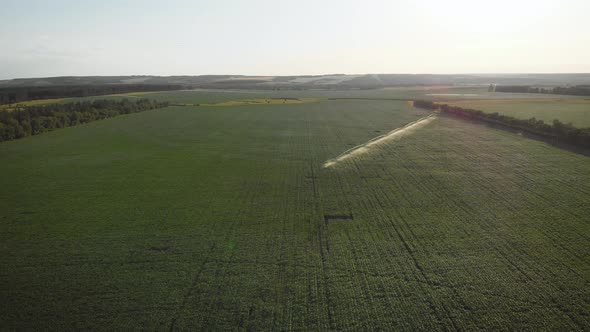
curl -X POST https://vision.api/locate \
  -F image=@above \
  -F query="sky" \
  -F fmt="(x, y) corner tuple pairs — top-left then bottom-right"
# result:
(0, 0), (589, 79)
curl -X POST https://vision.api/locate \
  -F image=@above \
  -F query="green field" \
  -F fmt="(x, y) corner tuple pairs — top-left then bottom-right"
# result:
(441, 98), (590, 127)
(6, 86), (589, 128)
(1, 90), (590, 330)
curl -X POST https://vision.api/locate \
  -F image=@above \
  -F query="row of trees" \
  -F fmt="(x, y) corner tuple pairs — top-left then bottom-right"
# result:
(413, 100), (590, 148)
(495, 85), (590, 96)
(552, 86), (590, 96)
(0, 99), (169, 142)
(0, 84), (184, 105)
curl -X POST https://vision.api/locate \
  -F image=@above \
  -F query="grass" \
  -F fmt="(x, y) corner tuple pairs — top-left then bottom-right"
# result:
(1, 90), (589, 330)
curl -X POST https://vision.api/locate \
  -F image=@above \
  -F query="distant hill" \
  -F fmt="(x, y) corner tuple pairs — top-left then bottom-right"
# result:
(2, 73), (590, 90)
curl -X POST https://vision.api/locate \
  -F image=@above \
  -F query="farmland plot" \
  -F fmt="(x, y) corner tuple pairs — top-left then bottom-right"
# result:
(316, 115), (590, 330)
(0, 96), (589, 330)
(440, 98), (590, 127)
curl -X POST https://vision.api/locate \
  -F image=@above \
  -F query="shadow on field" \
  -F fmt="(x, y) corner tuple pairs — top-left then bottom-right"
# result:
(324, 213), (354, 224)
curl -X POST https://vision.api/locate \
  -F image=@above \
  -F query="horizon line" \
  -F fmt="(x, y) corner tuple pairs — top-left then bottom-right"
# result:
(3, 72), (590, 81)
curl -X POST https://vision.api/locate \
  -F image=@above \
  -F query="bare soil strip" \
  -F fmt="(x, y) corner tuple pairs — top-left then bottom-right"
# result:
(323, 114), (437, 168)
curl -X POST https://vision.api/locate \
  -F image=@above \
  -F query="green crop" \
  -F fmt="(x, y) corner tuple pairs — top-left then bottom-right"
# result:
(1, 90), (589, 330)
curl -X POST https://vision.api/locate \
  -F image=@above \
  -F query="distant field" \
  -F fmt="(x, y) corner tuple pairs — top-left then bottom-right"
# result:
(0, 92), (162, 111)
(182, 97), (322, 107)
(1, 90), (589, 330)
(425, 89), (585, 101)
(0, 98), (66, 111)
(440, 98), (590, 127)
(0, 91), (174, 111)
(4, 86), (588, 127)
(119, 89), (269, 104)
(107, 91), (163, 97)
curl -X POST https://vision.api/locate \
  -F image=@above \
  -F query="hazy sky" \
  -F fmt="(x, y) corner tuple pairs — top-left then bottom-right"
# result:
(1, 0), (588, 79)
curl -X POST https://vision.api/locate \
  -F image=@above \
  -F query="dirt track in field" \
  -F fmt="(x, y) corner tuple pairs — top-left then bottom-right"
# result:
(323, 114), (437, 168)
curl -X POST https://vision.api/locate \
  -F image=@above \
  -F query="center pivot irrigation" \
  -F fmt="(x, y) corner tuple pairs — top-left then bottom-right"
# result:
(323, 113), (437, 168)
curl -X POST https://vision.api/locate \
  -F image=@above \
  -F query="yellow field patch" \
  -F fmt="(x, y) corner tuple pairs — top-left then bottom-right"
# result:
(0, 91), (163, 111)
(0, 98), (66, 111)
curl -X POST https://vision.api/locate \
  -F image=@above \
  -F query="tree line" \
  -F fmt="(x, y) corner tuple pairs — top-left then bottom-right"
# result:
(0, 98), (169, 142)
(0, 84), (184, 105)
(495, 85), (590, 96)
(413, 100), (590, 148)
